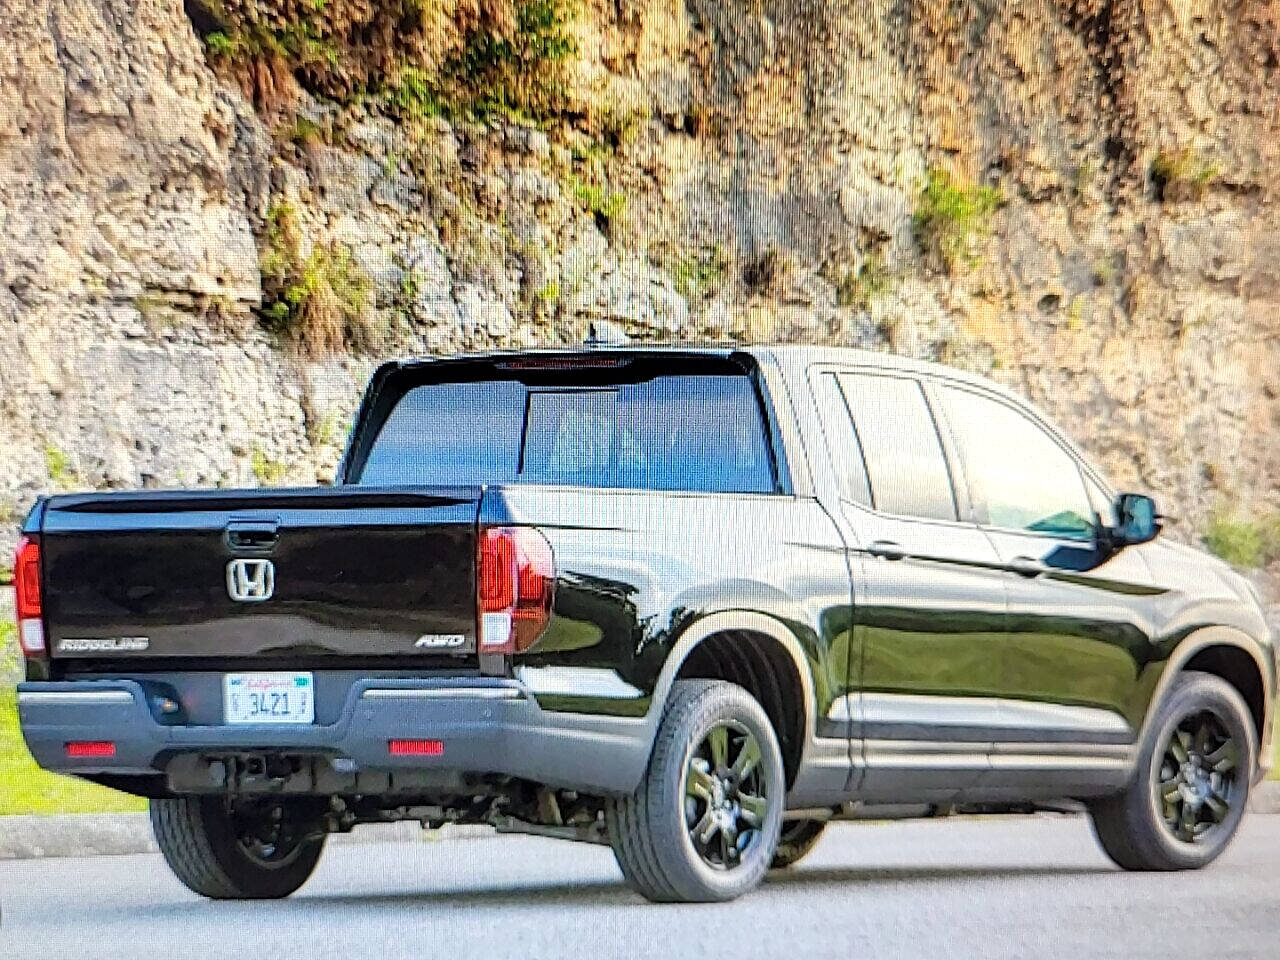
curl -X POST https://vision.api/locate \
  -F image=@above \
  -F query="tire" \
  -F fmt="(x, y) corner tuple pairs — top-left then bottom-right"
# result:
(1089, 671), (1256, 871)
(770, 819), (827, 869)
(150, 796), (326, 899)
(607, 679), (786, 903)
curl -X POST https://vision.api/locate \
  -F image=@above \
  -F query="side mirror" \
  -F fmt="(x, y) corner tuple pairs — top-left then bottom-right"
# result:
(1110, 493), (1161, 546)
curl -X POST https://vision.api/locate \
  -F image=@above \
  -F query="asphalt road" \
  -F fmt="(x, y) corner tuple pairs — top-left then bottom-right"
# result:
(2, 814), (1279, 960)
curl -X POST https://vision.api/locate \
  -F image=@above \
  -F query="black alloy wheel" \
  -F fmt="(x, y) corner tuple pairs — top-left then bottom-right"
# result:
(231, 798), (315, 868)
(682, 721), (770, 870)
(1089, 671), (1255, 871)
(1154, 709), (1240, 844)
(606, 679), (785, 902)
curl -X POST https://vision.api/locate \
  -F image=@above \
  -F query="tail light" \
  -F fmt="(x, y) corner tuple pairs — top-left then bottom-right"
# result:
(477, 527), (555, 654)
(13, 535), (45, 657)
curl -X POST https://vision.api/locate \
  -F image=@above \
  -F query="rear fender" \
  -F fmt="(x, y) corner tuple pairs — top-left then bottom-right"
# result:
(645, 610), (817, 756)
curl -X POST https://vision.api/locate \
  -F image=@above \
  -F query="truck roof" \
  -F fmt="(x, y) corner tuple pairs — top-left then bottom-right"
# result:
(372, 344), (1093, 489)
(386, 343), (1011, 399)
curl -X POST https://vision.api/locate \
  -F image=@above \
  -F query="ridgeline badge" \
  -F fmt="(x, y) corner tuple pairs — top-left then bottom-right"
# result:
(58, 636), (150, 653)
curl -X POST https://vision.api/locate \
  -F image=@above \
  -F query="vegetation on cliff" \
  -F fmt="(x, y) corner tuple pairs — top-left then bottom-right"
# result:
(258, 202), (378, 356)
(190, 0), (575, 122)
(1203, 512), (1280, 570)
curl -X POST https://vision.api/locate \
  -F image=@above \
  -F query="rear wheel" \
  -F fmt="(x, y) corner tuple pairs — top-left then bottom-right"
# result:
(607, 679), (785, 902)
(151, 796), (326, 899)
(1089, 671), (1255, 871)
(770, 819), (827, 869)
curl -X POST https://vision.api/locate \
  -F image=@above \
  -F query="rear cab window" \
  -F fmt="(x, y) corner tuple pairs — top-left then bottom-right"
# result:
(350, 354), (781, 494)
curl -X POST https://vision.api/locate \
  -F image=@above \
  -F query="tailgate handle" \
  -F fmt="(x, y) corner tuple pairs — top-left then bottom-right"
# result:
(225, 521), (280, 553)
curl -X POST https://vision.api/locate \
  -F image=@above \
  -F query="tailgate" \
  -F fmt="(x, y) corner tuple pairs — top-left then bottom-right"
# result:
(39, 486), (480, 665)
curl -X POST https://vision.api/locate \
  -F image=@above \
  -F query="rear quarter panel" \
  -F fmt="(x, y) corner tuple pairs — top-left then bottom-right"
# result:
(482, 486), (853, 735)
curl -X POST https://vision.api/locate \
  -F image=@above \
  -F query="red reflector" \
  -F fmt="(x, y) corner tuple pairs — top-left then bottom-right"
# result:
(388, 739), (444, 757)
(65, 741), (116, 759)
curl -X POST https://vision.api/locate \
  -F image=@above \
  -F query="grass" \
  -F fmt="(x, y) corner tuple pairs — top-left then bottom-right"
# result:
(0, 623), (145, 815)
(913, 167), (1002, 272)
(672, 245), (730, 303)
(1150, 147), (1220, 201)
(193, 0), (577, 123)
(572, 179), (627, 225)
(384, 66), (445, 121)
(1201, 510), (1280, 569)
(283, 113), (326, 148)
(831, 251), (895, 310)
(258, 203), (377, 356)
(44, 445), (72, 488)
(447, 0), (575, 122)
(382, 0), (576, 124)
(251, 448), (288, 486)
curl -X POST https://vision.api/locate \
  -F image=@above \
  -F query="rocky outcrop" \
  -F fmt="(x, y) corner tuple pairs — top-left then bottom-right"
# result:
(0, 0), (1278, 575)
(0, 0), (367, 531)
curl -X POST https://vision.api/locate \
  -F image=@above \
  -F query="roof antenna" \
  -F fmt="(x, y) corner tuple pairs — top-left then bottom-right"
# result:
(585, 320), (631, 347)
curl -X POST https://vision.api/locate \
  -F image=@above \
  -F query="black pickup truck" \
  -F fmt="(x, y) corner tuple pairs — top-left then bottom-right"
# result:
(14, 345), (1276, 902)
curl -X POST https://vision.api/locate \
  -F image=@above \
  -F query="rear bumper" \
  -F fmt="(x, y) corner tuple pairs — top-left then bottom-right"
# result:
(16, 678), (652, 796)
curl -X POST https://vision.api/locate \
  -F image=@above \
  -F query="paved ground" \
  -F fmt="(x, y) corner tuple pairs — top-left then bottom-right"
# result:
(2, 815), (1279, 960)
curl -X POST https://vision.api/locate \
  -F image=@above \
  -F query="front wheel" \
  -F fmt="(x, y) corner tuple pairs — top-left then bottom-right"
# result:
(151, 796), (326, 899)
(1089, 671), (1255, 871)
(607, 679), (785, 902)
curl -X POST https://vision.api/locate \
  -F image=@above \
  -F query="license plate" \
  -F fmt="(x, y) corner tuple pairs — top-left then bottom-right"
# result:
(223, 673), (315, 725)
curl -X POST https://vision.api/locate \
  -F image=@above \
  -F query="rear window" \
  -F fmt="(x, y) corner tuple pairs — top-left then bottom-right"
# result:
(356, 370), (777, 493)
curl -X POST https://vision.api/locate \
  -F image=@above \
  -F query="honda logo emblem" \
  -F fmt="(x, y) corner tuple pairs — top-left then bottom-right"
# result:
(226, 558), (275, 602)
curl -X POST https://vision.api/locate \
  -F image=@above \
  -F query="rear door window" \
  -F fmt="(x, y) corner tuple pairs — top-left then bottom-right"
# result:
(358, 371), (776, 494)
(836, 373), (958, 522)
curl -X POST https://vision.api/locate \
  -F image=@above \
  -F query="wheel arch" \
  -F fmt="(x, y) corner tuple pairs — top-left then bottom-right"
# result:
(1141, 626), (1275, 778)
(647, 611), (817, 789)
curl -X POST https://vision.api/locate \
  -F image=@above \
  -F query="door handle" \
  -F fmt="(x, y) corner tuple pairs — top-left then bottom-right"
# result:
(867, 540), (906, 561)
(1008, 556), (1047, 578)
(225, 520), (280, 554)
